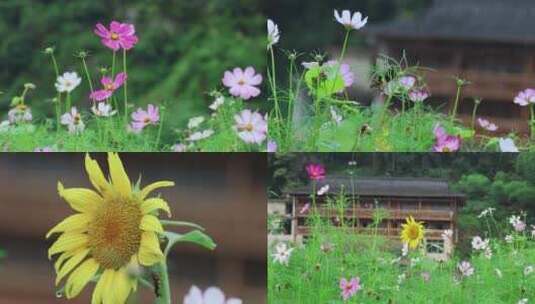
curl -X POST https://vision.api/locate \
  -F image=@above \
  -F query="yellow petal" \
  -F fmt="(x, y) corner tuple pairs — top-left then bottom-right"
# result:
(48, 233), (88, 259)
(141, 198), (171, 217)
(112, 268), (132, 304)
(107, 153), (132, 198)
(58, 182), (103, 214)
(92, 269), (114, 304)
(103, 270), (118, 304)
(138, 232), (164, 266)
(65, 258), (99, 299)
(56, 248), (90, 285)
(140, 215), (164, 233)
(140, 181), (174, 200)
(85, 153), (111, 195)
(46, 213), (91, 238)
(54, 250), (77, 273)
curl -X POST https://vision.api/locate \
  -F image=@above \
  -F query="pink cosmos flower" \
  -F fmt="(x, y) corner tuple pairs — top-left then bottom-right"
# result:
(433, 124), (461, 152)
(458, 261), (474, 277)
(299, 203), (310, 214)
(267, 140), (278, 153)
(478, 118), (498, 132)
(222, 67), (263, 100)
(339, 277), (361, 301)
(409, 89), (430, 102)
(89, 72), (127, 102)
(325, 61), (355, 90)
(399, 76), (416, 90)
(306, 163), (326, 181)
(130, 104), (159, 133)
(514, 89), (535, 106)
(94, 21), (139, 51)
(234, 109), (267, 144)
(8, 104), (32, 124)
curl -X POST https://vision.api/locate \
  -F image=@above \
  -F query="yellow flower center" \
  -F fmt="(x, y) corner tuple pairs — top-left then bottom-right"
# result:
(240, 123), (254, 132)
(87, 198), (142, 269)
(111, 33), (119, 40)
(238, 79), (246, 85)
(443, 147), (450, 152)
(406, 225), (420, 240)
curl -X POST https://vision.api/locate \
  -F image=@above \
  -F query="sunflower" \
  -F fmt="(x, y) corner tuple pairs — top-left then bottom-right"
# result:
(400, 216), (425, 249)
(46, 153), (174, 303)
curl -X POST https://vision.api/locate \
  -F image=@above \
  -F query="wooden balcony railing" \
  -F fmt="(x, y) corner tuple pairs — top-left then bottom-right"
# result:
(295, 226), (446, 240)
(295, 205), (454, 221)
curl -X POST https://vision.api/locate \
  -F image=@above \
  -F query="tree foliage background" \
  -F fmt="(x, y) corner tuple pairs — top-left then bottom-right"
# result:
(0, 0), (264, 128)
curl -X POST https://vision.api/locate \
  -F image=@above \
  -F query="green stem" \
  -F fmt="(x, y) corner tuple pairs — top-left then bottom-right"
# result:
(81, 57), (94, 94)
(112, 51), (116, 77)
(66, 93), (71, 112)
(530, 104), (535, 140)
(49, 53), (61, 131)
(153, 261), (171, 304)
(155, 106), (165, 149)
(471, 102), (480, 130)
(269, 47), (282, 139)
(451, 84), (462, 123)
(123, 49), (128, 121)
(286, 57), (296, 146)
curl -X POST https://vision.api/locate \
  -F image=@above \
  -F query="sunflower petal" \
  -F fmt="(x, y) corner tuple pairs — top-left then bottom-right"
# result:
(65, 258), (99, 299)
(92, 269), (114, 304)
(56, 248), (90, 285)
(140, 215), (164, 233)
(113, 268), (133, 304)
(138, 231), (164, 266)
(107, 153), (132, 198)
(140, 181), (174, 200)
(54, 250), (77, 273)
(85, 153), (111, 195)
(48, 233), (88, 259)
(46, 213), (91, 238)
(58, 182), (103, 214)
(141, 198), (172, 217)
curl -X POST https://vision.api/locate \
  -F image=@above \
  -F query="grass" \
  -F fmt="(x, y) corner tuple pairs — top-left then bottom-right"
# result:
(268, 196), (535, 303)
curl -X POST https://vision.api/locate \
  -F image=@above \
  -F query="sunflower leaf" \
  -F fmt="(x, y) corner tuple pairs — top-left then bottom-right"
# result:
(163, 230), (216, 256)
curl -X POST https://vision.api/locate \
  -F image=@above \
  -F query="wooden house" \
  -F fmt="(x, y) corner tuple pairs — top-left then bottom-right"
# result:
(288, 177), (465, 258)
(367, 0), (535, 133)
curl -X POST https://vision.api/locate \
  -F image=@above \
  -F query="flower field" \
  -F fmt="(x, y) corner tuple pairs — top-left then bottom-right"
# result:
(268, 159), (535, 303)
(269, 201), (535, 303)
(266, 10), (534, 152)
(1, 21), (267, 152)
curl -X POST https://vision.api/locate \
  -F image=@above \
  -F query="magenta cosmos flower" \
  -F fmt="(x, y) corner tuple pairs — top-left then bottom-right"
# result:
(234, 109), (267, 144)
(306, 163), (326, 181)
(339, 277), (361, 301)
(130, 104), (159, 133)
(222, 67), (263, 100)
(89, 72), (127, 102)
(433, 125), (461, 152)
(94, 21), (139, 51)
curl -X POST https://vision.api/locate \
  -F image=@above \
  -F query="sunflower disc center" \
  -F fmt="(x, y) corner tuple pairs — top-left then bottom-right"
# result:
(88, 198), (142, 269)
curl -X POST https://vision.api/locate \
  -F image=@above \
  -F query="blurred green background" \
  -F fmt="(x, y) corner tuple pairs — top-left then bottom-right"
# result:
(0, 0), (265, 129)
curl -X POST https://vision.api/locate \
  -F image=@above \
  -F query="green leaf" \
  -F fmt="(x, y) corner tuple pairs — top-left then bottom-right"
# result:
(163, 230), (216, 256)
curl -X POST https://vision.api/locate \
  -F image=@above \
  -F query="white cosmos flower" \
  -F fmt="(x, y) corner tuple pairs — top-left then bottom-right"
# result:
(187, 129), (214, 141)
(531, 225), (535, 238)
(188, 116), (205, 129)
(471, 236), (489, 251)
(302, 61), (320, 69)
(60, 107), (85, 134)
(55, 71), (81, 93)
(401, 243), (409, 257)
(477, 207), (495, 218)
(477, 118), (498, 132)
(272, 243), (294, 266)
(209, 96), (225, 111)
(267, 19), (280, 49)
(334, 10), (368, 31)
(172, 143), (187, 152)
(234, 109), (267, 145)
(458, 261), (474, 277)
(330, 106), (343, 125)
(183, 285), (242, 304)
(518, 298), (528, 304)
(317, 184), (330, 195)
(499, 138), (519, 152)
(91, 102), (116, 117)
(505, 235), (514, 243)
